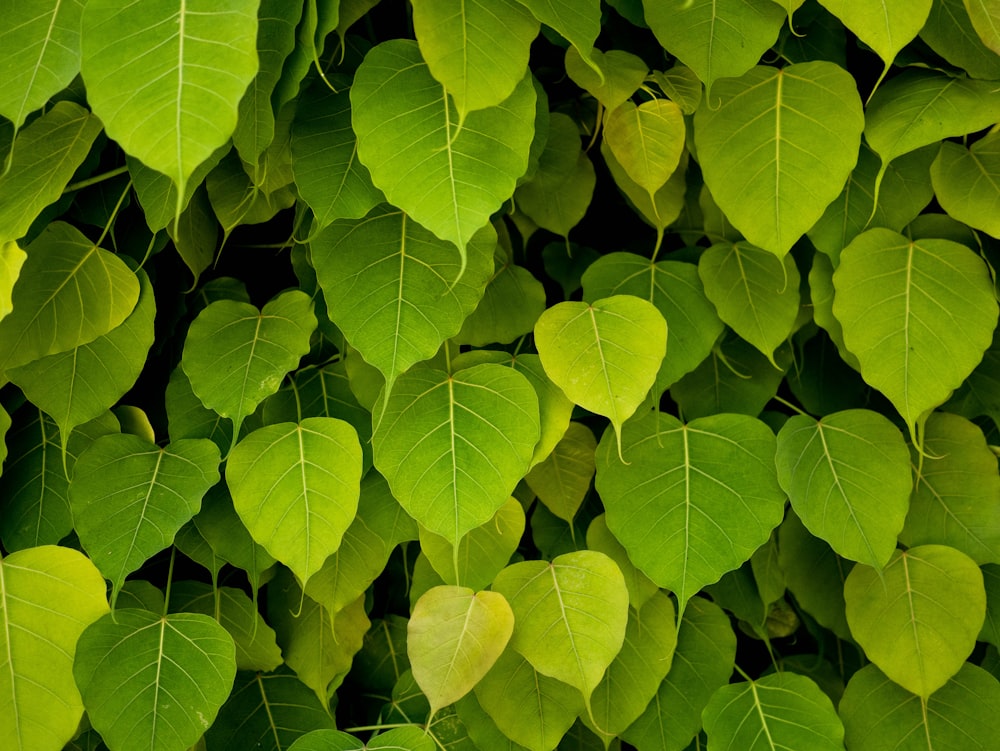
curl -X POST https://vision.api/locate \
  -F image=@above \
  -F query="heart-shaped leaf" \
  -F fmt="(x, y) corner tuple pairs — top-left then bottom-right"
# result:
(517, 0), (602, 77)
(931, 130), (1000, 238)
(816, 0), (932, 74)
(565, 47), (647, 112)
(604, 99), (685, 196)
(226, 417), (363, 589)
(525, 421), (596, 525)
(586, 514), (659, 609)
(0, 242), (25, 325)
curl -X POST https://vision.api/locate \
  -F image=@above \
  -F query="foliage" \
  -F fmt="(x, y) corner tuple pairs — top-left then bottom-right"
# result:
(1, 1), (1000, 750)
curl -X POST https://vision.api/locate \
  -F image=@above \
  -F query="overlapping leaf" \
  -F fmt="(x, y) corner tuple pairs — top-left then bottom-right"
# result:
(816, 0), (931, 74)
(586, 514), (659, 609)
(516, 0), (602, 77)
(565, 47), (647, 112)
(931, 130), (1000, 238)
(922, 0), (1000, 79)
(525, 422), (596, 525)
(604, 100), (685, 196)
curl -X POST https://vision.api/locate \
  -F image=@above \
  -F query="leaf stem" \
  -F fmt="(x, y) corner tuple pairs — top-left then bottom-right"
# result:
(62, 165), (129, 194)
(771, 394), (810, 418)
(163, 546), (177, 618)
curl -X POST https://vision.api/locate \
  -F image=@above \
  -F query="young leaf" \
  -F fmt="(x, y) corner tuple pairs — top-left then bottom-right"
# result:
(832, 229), (999, 440)
(966, 0), (1000, 52)
(226, 417), (363, 590)
(491, 550), (629, 704)
(525, 421), (597, 525)
(601, 141), (689, 234)
(534, 296), (667, 453)
(565, 47), (648, 112)
(840, 663), (1000, 750)
(74, 610), (237, 751)
(409, 586), (515, 715)
(844, 544), (986, 698)
(0, 545), (109, 751)
(81, 0), (259, 200)
(931, 130), (1000, 238)
(351, 40), (536, 256)
(70, 434), (221, 602)
(181, 289), (317, 443)
(702, 672), (845, 750)
(775, 409), (912, 568)
(815, 0), (932, 75)
(604, 100), (685, 196)
(595, 409), (785, 613)
(694, 62), (864, 257)
(372, 364), (539, 546)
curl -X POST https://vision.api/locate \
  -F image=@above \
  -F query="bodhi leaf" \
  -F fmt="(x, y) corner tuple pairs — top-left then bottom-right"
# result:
(70, 434), (221, 603)
(775, 409), (912, 569)
(454, 249), (547, 347)
(74, 609), (237, 751)
(815, 0), (932, 77)
(931, 130), (1000, 238)
(844, 544), (986, 698)
(287, 730), (364, 751)
(226, 417), (363, 589)
(491, 550), (629, 705)
(516, 0), (602, 78)
(373, 364), (539, 546)
(351, 40), (536, 258)
(602, 141), (689, 236)
(0, 545), (109, 751)
(515, 150), (597, 238)
(312, 207), (495, 398)
(840, 663), (1000, 751)
(412, 0), (539, 120)
(0, 242), (26, 324)
(698, 241), (800, 365)
(832, 229), (999, 441)
(595, 409), (785, 614)
(693, 62), (864, 257)
(702, 672), (845, 751)
(967, 0), (1000, 52)
(586, 514), (659, 609)
(193, 484), (276, 592)
(181, 290), (317, 444)
(525, 421), (596, 525)
(81, 0), (259, 201)
(565, 47), (647, 112)
(604, 99), (685, 196)
(408, 586), (515, 715)
(922, 0), (1000, 80)
(534, 295), (666, 456)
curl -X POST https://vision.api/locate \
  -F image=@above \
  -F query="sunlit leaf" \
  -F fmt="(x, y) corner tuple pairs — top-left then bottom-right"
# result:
(931, 130), (1000, 238)
(586, 514), (659, 609)
(604, 99), (685, 196)
(454, 251), (547, 347)
(0, 242), (26, 325)
(516, 0), (602, 77)
(815, 0), (931, 73)
(565, 47), (647, 112)
(923, 0), (1000, 79)
(601, 141), (689, 234)
(965, 0), (1000, 53)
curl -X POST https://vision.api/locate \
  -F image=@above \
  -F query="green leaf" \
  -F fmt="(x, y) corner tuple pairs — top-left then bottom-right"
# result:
(643, 0), (785, 94)
(931, 130), (1000, 238)
(595, 409), (785, 612)
(409, 586), (515, 715)
(832, 229), (999, 440)
(534, 296), (666, 454)
(165, 367), (233, 453)
(0, 221), (139, 378)
(129, 146), (229, 233)
(81, 0), (259, 198)
(582, 253), (724, 393)
(844, 544), (986, 698)
(899, 412), (1000, 564)
(0, 545), (109, 751)
(515, 150), (596, 237)
(226, 417), (363, 589)
(775, 409), (912, 568)
(70, 434), (221, 602)
(815, 0), (931, 73)
(516, 0), (602, 77)
(586, 514), (659, 609)
(983, 564), (1000, 648)
(412, 0), (539, 119)
(312, 207), (495, 397)
(474, 647), (585, 751)
(74, 610), (237, 751)
(525, 422), (596, 525)
(586, 591), (677, 738)
(922, 0), (1000, 79)
(693, 62), (864, 257)
(8, 266), (155, 449)
(181, 289), (317, 442)
(965, 0), (1000, 52)
(454, 251), (547, 347)
(492, 550), (628, 703)
(702, 672), (845, 751)
(510, 354), (575, 468)
(0, 0), (83, 130)
(622, 597), (737, 751)
(565, 47), (647, 112)
(287, 730), (365, 751)
(372, 364), (539, 546)
(604, 100), (685, 196)
(0, 242), (26, 325)
(840, 663), (1000, 750)
(193, 483), (276, 591)
(351, 40), (536, 255)
(698, 241), (800, 365)
(651, 64), (703, 115)
(0, 102), (102, 246)
(601, 141), (689, 234)
(455, 692), (532, 751)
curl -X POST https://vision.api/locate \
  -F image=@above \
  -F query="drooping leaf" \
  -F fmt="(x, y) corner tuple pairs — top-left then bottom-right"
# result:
(412, 0), (539, 119)
(931, 130), (1000, 238)
(516, 0), (602, 77)
(70, 434), (221, 602)
(643, 0), (786, 95)
(226, 417), (363, 589)
(840, 663), (1000, 750)
(181, 289), (317, 443)
(455, 691), (532, 751)
(372, 364), (539, 546)
(409, 586), (515, 715)
(165, 367), (233, 453)
(515, 150), (597, 237)
(525, 421), (596, 525)
(534, 295), (667, 453)
(815, 0), (932, 73)
(0, 545), (109, 751)
(192, 483), (276, 592)
(312, 207), (495, 397)
(565, 47), (647, 112)
(81, 0), (259, 199)
(832, 229), (999, 440)
(702, 672), (845, 751)
(0, 222), (139, 377)
(510, 353), (575, 468)
(601, 140), (689, 234)
(491, 550), (628, 703)
(74, 610), (237, 751)
(899, 411), (1000, 564)
(844, 544), (986, 698)
(351, 40), (536, 255)
(694, 62), (864, 257)
(651, 64), (703, 115)
(775, 409), (912, 568)
(454, 250), (547, 347)
(586, 514), (659, 609)
(698, 241), (800, 365)
(604, 99), (685, 196)
(595, 409), (785, 613)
